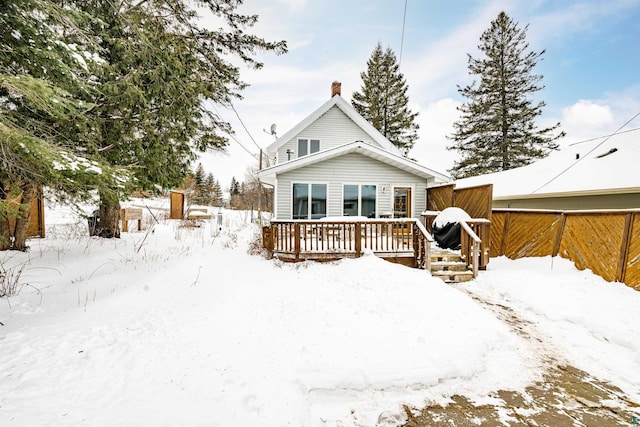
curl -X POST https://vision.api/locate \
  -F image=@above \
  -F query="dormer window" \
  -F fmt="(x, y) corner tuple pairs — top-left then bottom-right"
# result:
(298, 139), (320, 157)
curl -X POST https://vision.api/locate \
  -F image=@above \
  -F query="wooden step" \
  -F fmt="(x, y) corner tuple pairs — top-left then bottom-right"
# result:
(427, 249), (475, 283)
(429, 250), (474, 283)
(431, 253), (464, 263)
(430, 261), (469, 272)
(430, 269), (475, 283)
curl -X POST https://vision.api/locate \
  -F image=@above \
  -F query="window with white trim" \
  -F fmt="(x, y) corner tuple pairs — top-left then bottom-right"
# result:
(293, 183), (327, 219)
(297, 139), (320, 158)
(343, 184), (376, 218)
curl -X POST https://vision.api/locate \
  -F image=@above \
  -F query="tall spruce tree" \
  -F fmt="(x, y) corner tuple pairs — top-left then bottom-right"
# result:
(352, 42), (419, 156)
(204, 173), (216, 206)
(448, 11), (563, 179)
(210, 176), (223, 207)
(194, 164), (206, 186)
(0, 0), (127, 250)
(191, 163), (210, 205)
(78, 0), (286, 237)
(229, 177), (240, 196)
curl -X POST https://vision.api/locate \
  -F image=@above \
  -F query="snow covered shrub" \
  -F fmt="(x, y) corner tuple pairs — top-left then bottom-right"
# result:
(221, 231), (238, 249)
(0, 262), (27, 298)
(247, 230), (267, 257)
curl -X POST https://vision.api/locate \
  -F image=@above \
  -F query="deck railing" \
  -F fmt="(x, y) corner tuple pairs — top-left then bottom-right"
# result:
(461, 219), (491, 277)
(460, 220), (481, 278)
(263, 218), (433, 267)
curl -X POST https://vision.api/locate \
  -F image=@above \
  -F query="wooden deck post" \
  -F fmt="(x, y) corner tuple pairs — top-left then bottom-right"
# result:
(294, 223), (301, 262)
(355, 222), (362, 257)
(262, 226), (273, 252)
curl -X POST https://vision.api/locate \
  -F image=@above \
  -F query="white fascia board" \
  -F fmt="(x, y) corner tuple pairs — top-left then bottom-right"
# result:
(259, 141), (450, 183)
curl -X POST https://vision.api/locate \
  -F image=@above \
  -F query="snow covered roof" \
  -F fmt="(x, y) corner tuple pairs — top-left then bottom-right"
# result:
(455, 128), (640, 200)
(265, 95), (401, 155)
(257, 140), (451, 185)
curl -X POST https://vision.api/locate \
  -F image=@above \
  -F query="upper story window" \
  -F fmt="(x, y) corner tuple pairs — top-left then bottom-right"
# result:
(297, 139), (320, 157)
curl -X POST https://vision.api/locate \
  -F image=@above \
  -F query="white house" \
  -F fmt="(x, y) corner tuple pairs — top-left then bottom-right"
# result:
(455, 127), (640, 210)
(257, 82), (450, 220)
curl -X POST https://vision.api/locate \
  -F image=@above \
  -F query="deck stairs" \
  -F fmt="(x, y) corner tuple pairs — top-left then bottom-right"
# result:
(429, 250), (474, 283)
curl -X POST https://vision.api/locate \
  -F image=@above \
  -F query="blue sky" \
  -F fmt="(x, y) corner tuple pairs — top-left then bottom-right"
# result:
(199, 0), (640, 188)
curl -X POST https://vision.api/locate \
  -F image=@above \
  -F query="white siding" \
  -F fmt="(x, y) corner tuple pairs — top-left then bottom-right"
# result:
(275, 153), (428, 219)
(276, 106), (385, 164)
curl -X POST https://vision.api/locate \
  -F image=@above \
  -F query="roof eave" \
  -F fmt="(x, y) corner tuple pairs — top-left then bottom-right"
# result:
(494, 187), (640, 200)
(258, 141), (450, 183)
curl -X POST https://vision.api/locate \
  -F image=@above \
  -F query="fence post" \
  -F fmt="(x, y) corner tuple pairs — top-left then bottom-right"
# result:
(618, 213), (633, 283)
(500, 211), (510, 256)
(552, 212), (567, 257)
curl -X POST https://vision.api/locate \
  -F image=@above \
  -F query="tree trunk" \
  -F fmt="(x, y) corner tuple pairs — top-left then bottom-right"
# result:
(0, 182), (10, 251)
(12, 182), (36, 251)
(97, 201), (121, 238)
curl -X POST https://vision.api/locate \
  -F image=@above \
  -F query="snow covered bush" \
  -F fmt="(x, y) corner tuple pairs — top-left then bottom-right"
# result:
(0, 262), (27, 298)
(247, 229), (267, 257)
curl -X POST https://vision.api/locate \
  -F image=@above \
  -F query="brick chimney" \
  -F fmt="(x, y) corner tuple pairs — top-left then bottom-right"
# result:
(331, 81), (341, 97)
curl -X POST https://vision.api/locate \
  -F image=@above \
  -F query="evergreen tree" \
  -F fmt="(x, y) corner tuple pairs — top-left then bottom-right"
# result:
(191, 163), (210, 205)
(448, 11), (563, 179)
(211, 178), (223, 207)
(205, 173), (217, 206)
(0, 0), (127, 250)
(78, 0), (286, 237)
(229, 177), (243, 209)
(229, 177), (240, 196)
(352, 42), (419, 155)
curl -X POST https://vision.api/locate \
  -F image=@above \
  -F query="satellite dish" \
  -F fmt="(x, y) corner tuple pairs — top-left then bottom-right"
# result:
(270, 123), (277, 135)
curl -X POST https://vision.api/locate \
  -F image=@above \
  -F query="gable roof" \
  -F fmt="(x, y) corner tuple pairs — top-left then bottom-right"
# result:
(455, 128), (640, 200)
(258, 140), (450, 185)
(265, 95), (401, 155)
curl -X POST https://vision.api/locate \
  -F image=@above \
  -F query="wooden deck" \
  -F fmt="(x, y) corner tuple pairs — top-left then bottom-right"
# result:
(263, 219), (431, 267)
(262, 218), (490, 281)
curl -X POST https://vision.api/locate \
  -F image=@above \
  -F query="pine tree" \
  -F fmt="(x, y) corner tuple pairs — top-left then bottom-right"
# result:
(79, 0), (287, 237)
(205, 173), (216, 206)
(194, 164), (206, 189)
(229, 177), (243, 209)
(0, 0), (127, 250)
(448, 11), (563, 179)
(352, 42), (419, 155)
(190, 164), (210, 206)
(211, 179), (223, 207)
(229, 177), (240, 196)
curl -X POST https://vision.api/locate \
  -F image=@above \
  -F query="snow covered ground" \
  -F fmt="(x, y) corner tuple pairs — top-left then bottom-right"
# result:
(1, 200), (639, 426)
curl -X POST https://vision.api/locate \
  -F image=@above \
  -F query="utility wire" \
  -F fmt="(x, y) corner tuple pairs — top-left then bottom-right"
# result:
(208, 104), (259, 161)
(568, 126), (640, 146)
(230, 103), (261, 152)
(399, 0), (408, 67)
(531, 111), (640, 194)
(227, 131), (260, 161)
